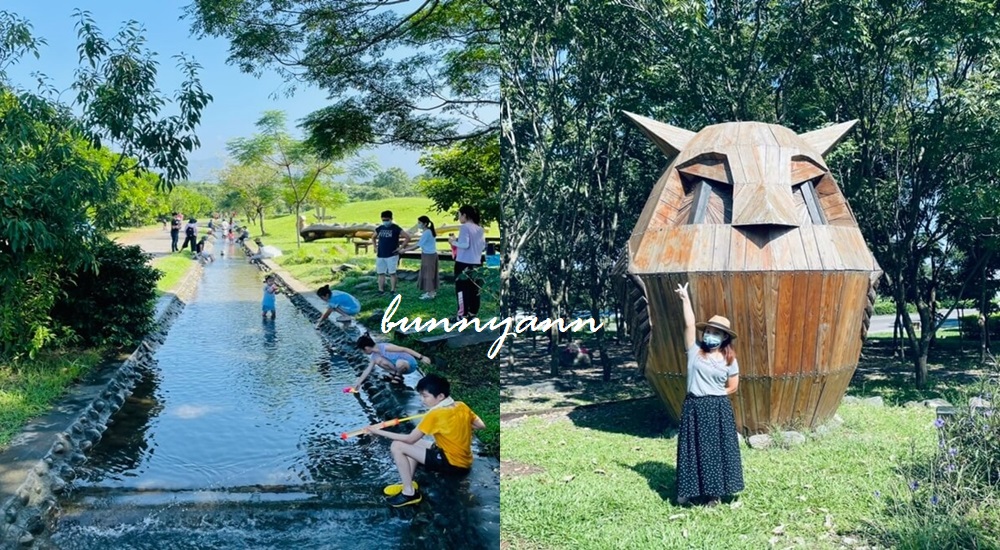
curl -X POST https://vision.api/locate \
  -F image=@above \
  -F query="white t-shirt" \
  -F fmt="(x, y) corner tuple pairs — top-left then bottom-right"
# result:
(454, 223), (485, 264)
(685, 345), (738, 396)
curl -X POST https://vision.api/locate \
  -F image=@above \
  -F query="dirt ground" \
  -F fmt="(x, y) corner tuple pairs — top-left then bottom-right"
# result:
(501, 334), (1000, 423)
(500, 336), (652, 417)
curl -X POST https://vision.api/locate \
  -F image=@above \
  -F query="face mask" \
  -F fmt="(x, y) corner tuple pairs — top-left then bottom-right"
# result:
(702, 333), (724, 349)
(418, 223), (425, 230)
(382, 221), (391, 227)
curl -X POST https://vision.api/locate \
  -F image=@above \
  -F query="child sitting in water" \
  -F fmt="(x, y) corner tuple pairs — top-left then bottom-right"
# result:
(350, 332), (431, 389)
(364, 373), (486, 507)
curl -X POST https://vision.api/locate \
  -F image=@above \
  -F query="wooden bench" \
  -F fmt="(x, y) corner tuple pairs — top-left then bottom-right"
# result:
(352, 239), (371, 254)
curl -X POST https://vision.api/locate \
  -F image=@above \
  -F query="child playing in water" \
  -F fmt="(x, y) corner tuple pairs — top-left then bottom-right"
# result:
(350, 333), (431, 389)
(364, 373), (485, 507)
(262, 274), (278, 319)
(314, 285), (361, 326)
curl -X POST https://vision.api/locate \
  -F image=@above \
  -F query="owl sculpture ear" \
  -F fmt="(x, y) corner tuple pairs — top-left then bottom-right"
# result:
(623, 111), (695, 158)
(799, 120), (858, 156)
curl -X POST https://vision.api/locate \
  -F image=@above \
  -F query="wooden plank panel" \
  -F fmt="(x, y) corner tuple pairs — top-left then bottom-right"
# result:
(747, 273), (769, 377)
(711, 226), (733, 272)
(812, 225), (845, 271)
(764, 271), (780, 379)
(728, 227), (748, 272)
(789, 373), (813, 421)
(787, 272), (810, 375)
(767, 227), (794, 272)
(827, 274), (859, 371)
(753, 378), (772, 434)
(808, 373), (831, 427)
(786, 227), (810, 272)
(813, 273), (843, 373)
(769, 271), (790, 375)
(729, 274), (752, 374)
(652, 276), (680, 377)
(743, 228), (771, 271)
(796, 272), (824, 374)
(815, 367), (853, 426)
(687, 224), (715, 272)
(799, 226), (823, 270)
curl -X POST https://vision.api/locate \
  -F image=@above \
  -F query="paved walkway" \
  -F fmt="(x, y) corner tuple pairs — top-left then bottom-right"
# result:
(867, 308), (977, 334)
(113, 226), (179, 259)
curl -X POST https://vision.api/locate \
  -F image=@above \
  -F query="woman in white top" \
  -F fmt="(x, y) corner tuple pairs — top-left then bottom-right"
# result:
(448, 205), (486, 319)
(405, 216), (439, 300)
(673, 282), (745, 507)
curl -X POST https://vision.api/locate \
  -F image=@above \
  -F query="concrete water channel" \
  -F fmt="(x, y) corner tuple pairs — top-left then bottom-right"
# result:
(1, 239), (498, 549)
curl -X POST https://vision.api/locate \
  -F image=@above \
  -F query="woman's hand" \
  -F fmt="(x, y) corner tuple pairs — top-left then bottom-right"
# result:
(419, 355), (431, 365)
(675, 282), (690, 301)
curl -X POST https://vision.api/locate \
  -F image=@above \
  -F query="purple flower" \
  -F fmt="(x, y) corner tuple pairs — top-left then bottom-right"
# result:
(948, 447), (957, 457)
(874, 490), (881, 498)
(931, 495), (939, 505)
(946, 463), (956, 473)
(909, 480), (919, 491)
(934, 418), (945, 429)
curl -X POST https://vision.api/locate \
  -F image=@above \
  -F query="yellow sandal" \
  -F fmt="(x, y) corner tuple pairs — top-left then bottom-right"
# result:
(383, 481), (419, 496)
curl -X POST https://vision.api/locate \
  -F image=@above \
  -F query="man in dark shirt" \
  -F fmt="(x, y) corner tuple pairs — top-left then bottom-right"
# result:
(371, 210), (411, 294)
(170, 212), (182, 252)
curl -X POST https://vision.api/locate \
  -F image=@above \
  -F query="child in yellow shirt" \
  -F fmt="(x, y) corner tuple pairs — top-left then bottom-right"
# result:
(364, 374), (485, 507)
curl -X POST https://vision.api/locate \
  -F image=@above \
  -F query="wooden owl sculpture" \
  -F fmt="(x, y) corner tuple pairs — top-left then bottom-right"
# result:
(614, 113), (882, 435)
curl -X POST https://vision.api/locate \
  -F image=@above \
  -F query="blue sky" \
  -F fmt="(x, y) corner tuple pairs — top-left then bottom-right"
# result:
(1, 1), (423, 181)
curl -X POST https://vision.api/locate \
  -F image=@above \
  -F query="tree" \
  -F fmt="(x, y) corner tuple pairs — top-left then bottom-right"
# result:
(372, 167), (417, 197)
(187, 0), (498, 151)
(419, 134), (500, 225)
(217, 163), (281, 234)
(0, 10), (210, 358)
(227, 111), (347, 245)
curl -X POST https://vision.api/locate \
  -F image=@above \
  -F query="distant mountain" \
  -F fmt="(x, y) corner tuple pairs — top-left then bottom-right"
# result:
(186, 157), (226, 182)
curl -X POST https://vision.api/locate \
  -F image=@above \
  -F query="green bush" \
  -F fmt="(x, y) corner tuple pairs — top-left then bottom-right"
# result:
(958, 314), (1000, 339)
(52, 237), (159, 348)
(0, 260), (62, 359)
(874, 298), (918, 315)
(868, 378), (1000, 549)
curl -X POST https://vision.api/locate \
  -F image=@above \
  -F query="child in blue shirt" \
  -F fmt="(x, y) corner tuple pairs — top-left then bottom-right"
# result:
(315, 285), (362, 327)
(262, 274), (278, 319)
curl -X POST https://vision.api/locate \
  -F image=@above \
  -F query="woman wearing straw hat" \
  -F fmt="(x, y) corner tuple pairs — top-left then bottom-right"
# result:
(674, 282), (745, 506)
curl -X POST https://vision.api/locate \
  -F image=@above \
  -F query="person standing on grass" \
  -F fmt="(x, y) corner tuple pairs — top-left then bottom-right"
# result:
(449, 205), (486, 320)
(170, 212), (182, 252)
(371, 210), (410, 295)
(182, 218), (198, 253)
(673, 282), (744, 507)
(404, 215), (439, 300)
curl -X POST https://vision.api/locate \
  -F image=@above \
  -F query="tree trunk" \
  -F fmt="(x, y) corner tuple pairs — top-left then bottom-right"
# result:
(914, 348), (929, 388)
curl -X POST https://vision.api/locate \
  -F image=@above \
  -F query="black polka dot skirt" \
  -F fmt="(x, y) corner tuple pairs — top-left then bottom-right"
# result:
(676, 394), (745, 500)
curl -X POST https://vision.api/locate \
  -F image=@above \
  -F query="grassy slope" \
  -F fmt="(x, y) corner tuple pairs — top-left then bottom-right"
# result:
(0, 349), (104, 448)
(254, 199), (499, 456)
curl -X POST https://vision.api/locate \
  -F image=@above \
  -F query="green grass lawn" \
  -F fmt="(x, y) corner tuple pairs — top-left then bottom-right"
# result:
(151, 254), (197, 295)
(501, 400), (946, 549)
(0, 349), (104, 449)
(257, 199), (499, 325)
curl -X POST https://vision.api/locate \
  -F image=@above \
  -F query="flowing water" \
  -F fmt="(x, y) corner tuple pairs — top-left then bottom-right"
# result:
(48, 248), (483, 549)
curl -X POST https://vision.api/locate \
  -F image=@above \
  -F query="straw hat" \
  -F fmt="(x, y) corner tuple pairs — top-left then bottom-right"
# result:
(696, 315), (737, 340)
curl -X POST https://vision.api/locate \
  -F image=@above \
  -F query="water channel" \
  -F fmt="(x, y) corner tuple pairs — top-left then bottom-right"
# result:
(47, 247), (489, 549)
